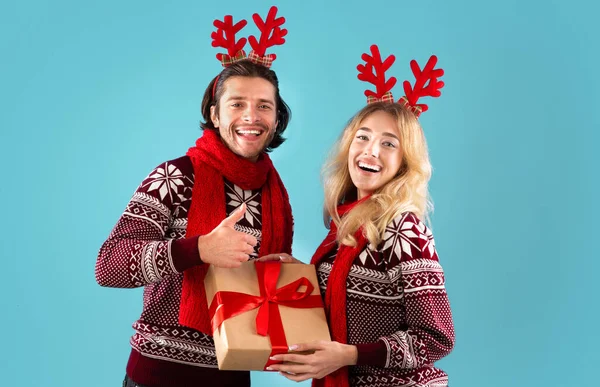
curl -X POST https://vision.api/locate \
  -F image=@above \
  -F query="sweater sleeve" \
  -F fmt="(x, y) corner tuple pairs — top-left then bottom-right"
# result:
(356, 213), (455, 369)
(95, 157), (202, 288)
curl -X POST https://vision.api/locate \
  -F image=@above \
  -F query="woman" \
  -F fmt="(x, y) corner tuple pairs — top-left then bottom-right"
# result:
(262, 47), (454, 386)
(264, 97), (455, 386)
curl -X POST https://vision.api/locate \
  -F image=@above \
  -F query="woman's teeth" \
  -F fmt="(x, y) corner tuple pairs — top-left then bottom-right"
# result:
(358, 161), (381, 172)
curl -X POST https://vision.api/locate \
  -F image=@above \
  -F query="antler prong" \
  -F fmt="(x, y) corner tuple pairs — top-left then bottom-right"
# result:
(248, 6), (286, 59)
(402, 55), (445, 112)
(211, 14), (248, 60)
(357, 45), (397, 101)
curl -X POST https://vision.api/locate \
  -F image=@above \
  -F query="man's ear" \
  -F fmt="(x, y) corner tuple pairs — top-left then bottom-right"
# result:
(210, 105), (219, 128)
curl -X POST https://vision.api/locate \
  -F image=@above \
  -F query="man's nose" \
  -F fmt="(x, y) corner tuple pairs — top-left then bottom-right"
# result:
(242, 105), (260, 122)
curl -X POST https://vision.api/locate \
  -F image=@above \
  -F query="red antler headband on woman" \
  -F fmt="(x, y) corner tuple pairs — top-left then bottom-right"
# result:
(357, 44), (445, 117)
(211, 6), (287, 69)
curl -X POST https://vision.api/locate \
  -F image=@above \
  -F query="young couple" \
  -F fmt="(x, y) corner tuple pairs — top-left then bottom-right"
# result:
(96, 6), (454, 387)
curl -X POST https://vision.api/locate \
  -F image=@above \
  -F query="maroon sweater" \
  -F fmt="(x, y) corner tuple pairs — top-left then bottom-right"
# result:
(316, 212), (455, 387)
(96, 155), (265, 387)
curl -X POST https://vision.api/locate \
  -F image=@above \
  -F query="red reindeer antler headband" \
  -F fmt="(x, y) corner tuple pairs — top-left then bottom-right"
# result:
(357, 45), (445, 117)
(211, 6), (287, 69)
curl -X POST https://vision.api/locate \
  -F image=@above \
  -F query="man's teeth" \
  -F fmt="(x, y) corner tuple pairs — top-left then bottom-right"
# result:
(237, 130), (262, 135)
(358, 162), (381, 172)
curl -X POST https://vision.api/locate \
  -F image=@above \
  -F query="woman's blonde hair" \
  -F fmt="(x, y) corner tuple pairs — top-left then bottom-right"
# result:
(323, 102), (433, 247)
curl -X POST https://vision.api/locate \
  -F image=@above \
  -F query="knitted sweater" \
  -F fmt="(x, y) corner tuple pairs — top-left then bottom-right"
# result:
(95, 155), (264, 386)
(316, 212), (455, 387)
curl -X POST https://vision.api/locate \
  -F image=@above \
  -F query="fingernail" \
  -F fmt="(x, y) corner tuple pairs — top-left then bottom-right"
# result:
(269, 356), (277, 360)
(266, 367), (273, 371)
(288, 345), (298, 351)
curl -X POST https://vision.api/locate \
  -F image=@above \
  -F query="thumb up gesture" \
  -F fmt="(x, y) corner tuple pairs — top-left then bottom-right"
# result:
(197, 203), (258, 268)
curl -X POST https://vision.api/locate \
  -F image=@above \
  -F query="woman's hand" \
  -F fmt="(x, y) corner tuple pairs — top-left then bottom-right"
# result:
(256, 253), (304, 264)
(266, 341), (358, 382)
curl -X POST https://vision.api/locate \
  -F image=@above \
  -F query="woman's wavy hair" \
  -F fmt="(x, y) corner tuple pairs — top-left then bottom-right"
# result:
(323, 102), (433, 247)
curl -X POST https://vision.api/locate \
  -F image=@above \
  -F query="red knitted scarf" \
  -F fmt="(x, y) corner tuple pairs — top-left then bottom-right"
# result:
(178, 129), (293, 334)
(310, 198), (371, 387)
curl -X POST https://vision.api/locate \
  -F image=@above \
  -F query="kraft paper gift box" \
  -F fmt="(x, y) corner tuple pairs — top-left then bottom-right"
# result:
(204, 260), (331, 371)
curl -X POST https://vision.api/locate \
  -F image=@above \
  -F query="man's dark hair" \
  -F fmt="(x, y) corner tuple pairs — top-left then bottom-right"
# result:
(200, 60), (291, 152)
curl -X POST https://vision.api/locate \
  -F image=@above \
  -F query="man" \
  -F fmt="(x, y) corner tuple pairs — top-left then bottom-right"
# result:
(96, 8), (294, 387)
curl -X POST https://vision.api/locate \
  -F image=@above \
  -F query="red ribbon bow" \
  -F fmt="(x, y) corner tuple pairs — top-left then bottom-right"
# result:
(208, 261), (324, 369)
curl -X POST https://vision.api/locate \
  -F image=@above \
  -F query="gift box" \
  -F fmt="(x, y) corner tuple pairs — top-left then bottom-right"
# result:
(204, 260), (331, 370)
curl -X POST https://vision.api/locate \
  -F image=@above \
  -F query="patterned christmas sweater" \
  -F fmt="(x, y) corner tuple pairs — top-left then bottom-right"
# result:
(95, 156), (265, 373)
(317, 212), (455, 387)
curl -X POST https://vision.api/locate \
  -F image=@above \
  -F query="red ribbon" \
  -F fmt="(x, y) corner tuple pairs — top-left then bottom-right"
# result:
(208, 261), (324, 370)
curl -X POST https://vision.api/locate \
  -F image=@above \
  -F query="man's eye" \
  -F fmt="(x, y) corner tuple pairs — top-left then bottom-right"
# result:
(231, 103), (242, 108)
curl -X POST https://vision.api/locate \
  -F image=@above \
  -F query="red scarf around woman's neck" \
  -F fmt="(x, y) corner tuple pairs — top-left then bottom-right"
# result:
(178, 129), (293, 334)
(310, 197), (371, 387)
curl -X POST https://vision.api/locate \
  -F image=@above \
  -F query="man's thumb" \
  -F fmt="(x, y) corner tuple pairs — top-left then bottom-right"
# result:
(221, 203), (246, 227)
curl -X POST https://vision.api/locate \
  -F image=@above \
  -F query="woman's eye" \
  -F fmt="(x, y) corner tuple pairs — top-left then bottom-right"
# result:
(357, 135), (368, 141)
(383, 141), (397, 148)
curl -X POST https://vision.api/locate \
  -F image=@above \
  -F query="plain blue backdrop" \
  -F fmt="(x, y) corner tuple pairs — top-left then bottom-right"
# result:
(1, 0), (598, 386)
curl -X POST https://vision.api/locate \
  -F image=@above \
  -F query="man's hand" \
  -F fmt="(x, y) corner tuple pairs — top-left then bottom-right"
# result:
(197, 203), (257, 268)
(266, 340), (358, 382)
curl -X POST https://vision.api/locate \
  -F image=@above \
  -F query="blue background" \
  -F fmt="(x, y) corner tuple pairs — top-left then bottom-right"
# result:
(1, 0), (598, 386)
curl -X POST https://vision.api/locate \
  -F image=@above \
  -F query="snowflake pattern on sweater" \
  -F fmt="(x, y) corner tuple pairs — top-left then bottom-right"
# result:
(95, 155), (263, 367)
(317, 212), (455, 387)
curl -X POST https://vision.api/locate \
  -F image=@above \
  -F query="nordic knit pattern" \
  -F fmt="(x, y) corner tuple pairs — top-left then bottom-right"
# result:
(95, 155), (263, 368)
(317, 212), (454, 387)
